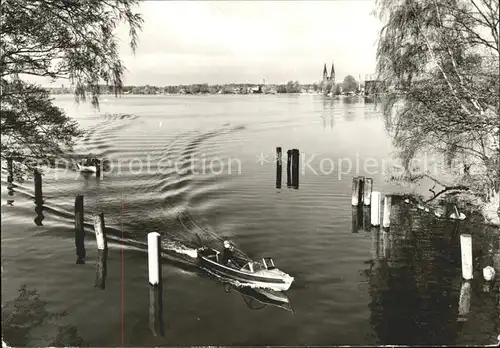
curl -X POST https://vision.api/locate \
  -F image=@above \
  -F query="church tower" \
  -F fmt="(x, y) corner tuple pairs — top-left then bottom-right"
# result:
(322, 63), (328, 83)
(330, 62), (335, 83)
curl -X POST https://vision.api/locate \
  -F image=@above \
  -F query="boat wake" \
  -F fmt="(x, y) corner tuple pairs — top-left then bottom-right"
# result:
(162, 240), (198, 259)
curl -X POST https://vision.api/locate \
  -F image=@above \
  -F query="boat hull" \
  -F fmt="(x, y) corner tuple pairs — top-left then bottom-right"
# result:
(197, 249), (293, 291)
(77, 163), (97, 173)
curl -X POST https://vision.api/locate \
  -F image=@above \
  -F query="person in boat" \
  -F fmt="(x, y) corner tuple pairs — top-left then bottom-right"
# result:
(220, 240), (235, 266)
(83, 153), (95, 166)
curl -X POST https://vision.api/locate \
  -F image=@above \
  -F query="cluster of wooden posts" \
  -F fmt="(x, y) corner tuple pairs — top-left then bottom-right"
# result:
(76, 195), (165, 335)
(73, 195), (165, 336)
(351, 176), (496, 320)
(5, 158), (164, 337)
(276, 147), (299, 189)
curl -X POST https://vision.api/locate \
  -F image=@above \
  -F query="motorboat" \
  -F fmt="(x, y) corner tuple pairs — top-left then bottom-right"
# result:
(197, 247), (294, 291)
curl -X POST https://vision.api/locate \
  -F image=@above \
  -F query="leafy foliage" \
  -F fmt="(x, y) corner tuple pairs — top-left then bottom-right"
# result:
(2, 285), (84, 346)
(0, 0), (142, 178)
(375, 0), (499, 200)
(0, 79), (82, 179)
(342, 75), (358, 93)
(277, 81), (301, 93)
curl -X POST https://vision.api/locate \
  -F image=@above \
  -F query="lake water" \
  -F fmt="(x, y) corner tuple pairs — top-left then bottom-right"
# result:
(1, 95), (499, 346)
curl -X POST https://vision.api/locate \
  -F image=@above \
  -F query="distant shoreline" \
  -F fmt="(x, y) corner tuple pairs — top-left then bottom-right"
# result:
(49, 92), (367, 97)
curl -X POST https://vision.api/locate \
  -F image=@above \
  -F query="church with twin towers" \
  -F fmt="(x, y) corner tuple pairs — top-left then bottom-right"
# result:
(321, 62), (335, 95)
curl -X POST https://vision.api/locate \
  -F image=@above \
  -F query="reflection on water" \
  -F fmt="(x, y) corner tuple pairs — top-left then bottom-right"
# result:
(351, 206), (362, 233)
(362, 206), (371, 231)
(367, 203), (459, 344)
(351, 205), (372, 233)
(321, 96), (335, 130)
(94, 249), (108, 289)
(2, 285), (84, 346)
(365, 197), (499, 345)
(34, 196), (44, 226)
(226, 284), (294, 313)
(7, 181), (14, 206)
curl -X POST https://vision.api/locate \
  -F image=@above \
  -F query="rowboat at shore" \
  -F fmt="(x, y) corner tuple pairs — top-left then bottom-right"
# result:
(197, 247), (294, 291)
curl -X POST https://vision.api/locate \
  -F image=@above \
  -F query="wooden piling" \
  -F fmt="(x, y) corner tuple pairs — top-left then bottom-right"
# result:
(358, 176), (365, 206)
(460, 234), (473, 280)
(286, 150), (292, 187)
(7, 157), (13, 183)
(370, 191), (381, 226)
(34, 169), (42, 205)
(363, 178), (373, 205)
(93, 213), (107, 251)
(351, 177), (360, 206)
(33, 169), (44, 225)
(95, 159), (102, 179)
(74, 194), (86, 264)
(93, 209), (108, 289)
(382, 195), (392, 229)
(291, 149), (299, 189)
(148, 232), (164, 336)
(95, 249), (108, 290)
(148, 232), (161, 285)
(276, 147), (282, 188)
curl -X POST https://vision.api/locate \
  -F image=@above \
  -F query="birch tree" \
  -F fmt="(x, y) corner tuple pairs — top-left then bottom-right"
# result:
(1, 0), (142, 179)
(376, 0), (499, 201)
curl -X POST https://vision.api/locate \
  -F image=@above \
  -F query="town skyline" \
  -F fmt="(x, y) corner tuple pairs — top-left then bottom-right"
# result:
(45, 66), (370, 90)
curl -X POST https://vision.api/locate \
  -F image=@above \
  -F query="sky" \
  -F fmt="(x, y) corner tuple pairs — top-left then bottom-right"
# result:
(113, 0), (382, 85)
(41, 1), (381, 87)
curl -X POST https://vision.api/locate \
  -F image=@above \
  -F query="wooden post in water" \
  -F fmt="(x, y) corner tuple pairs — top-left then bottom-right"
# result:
(148, 232), (164, 336)
(34, 169), (44, 226)
(382, 195), (392, 229)
(95, 158), (102, 179)
(34, 169), (42, 204)
(357, 176), (365, 207)
(286, 150), (292, 187)
(93, 213), (107, 250)
(460, 234), (473, 280)
(93, 212), (108, 289)
(363, 178), (373, 206)
(276, 147), (282, 188)
(7, 157), (13, 183)
(370, 191), (381, 226)
(291, 149), (299, 189)
(74, 194), (86, 264)
(351, 177), (360, 206)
